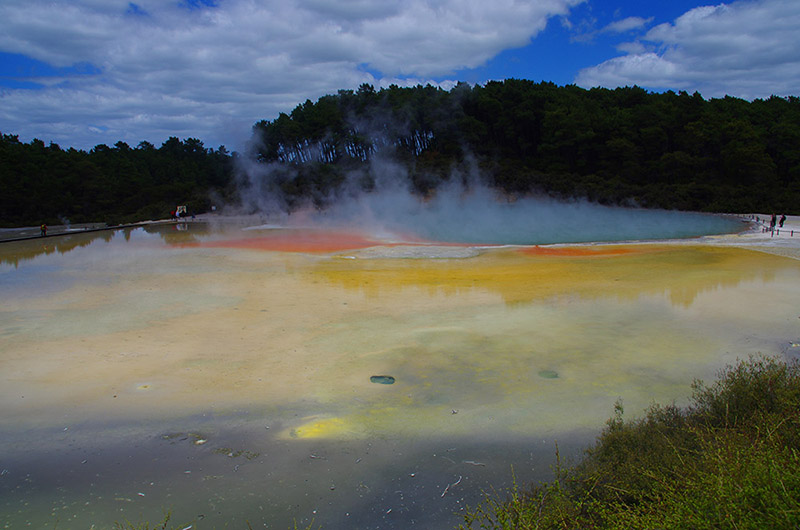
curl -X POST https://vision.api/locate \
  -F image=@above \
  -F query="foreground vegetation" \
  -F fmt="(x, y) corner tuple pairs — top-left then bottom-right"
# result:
(460, 355), (800, 529)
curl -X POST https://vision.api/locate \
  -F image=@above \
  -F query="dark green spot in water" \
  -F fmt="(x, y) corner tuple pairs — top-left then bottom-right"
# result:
(370, 375), (395, 385)
(538, 370), (559, 379)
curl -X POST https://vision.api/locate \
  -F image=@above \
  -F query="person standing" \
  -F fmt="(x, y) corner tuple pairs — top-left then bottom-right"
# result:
(779, 214), (786, 228)
(40, 223), (47, 237)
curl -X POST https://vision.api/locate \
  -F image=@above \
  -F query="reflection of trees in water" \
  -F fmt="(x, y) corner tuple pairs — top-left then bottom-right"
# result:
(665, 269), (777, 308)
(0, 222), (212, 267)
(307, 246), (790, 309)
(143, 222), (210, 245)
(0, 231), (115, 267)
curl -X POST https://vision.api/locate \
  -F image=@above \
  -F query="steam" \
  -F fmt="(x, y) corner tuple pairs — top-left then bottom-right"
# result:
(308, 183), (742, 245)
(234, 137), (742, 246)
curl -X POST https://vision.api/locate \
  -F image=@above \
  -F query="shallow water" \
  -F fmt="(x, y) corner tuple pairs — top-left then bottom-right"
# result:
(1, 223), (799, 529)
(304, 188), (745, 244)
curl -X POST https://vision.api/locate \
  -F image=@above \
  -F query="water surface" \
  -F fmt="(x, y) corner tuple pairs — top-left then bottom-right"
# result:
(1, 222), (798, 529)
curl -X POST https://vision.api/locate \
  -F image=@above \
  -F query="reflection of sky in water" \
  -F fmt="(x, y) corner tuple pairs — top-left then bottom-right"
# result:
(0, 260), (70, 299)
(1, 227), (241, 341)
(1, 226), (799, 529)
(0, 229), (157, 294)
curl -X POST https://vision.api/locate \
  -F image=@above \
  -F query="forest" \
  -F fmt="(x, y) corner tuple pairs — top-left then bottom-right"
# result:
(0, 135), (234, 226)
(2, 79), (799, 227)
(251, 80), (800, 214)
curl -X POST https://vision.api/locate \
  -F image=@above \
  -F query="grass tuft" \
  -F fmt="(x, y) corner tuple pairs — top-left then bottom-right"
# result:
(459, 355), (800, 529)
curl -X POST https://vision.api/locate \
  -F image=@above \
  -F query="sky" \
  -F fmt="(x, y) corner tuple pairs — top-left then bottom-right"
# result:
(0, 0), (798, 152)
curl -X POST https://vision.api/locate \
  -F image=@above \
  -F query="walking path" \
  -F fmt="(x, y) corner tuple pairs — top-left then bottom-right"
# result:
(0, 219), (193, 243)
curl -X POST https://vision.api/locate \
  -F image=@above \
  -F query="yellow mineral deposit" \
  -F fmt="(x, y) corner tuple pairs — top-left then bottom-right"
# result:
(2, 216), (799, 530)
(1, 223), (799, 442)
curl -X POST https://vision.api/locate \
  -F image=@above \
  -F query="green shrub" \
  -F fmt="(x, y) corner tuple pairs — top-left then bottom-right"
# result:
(460, 355), (800, 530)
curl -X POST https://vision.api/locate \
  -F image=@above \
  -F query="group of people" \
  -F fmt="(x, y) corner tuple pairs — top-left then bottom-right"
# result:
(769, 213), (787, 230)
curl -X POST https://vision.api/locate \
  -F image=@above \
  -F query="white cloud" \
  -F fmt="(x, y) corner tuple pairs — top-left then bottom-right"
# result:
(578, 52), (682, 89)
(615, 41), (647, 55)
(576, 0), (800, 99)
(0, 0), (582, 150)
(601, 16), (653, 34)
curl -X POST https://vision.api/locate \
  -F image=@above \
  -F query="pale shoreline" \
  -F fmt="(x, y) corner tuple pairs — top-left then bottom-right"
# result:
(689, 213), (800, 260)
(510, 213), (800, 258)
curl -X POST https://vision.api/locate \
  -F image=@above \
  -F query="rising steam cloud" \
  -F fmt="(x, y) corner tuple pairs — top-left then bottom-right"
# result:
(311, 183), (741, 245)
(234, 139), (742, 246)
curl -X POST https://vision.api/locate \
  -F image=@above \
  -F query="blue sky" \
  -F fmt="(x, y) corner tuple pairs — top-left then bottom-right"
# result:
(453, 0), (705, 87)
(0, 0), (798, 151)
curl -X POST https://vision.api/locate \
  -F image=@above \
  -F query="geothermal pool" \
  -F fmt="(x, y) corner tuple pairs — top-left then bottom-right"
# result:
(1, 220), (799, 529)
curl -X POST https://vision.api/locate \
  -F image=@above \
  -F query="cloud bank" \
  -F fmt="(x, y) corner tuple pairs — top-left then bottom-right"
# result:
(0, 0), (580, 150)
(2, 0), (797, 151)
(576, 0), (800, 99)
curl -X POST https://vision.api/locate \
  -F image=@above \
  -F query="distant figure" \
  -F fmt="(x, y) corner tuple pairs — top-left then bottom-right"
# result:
(779, 214), (787, 228)
(770, 213), (777, 230)
(40, 223), (47, 237)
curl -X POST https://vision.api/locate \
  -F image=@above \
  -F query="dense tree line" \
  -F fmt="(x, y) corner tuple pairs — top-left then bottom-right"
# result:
(251, 81), (800, 213)
(3, 80), (798, 227)
(0, 135), (234, 226)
